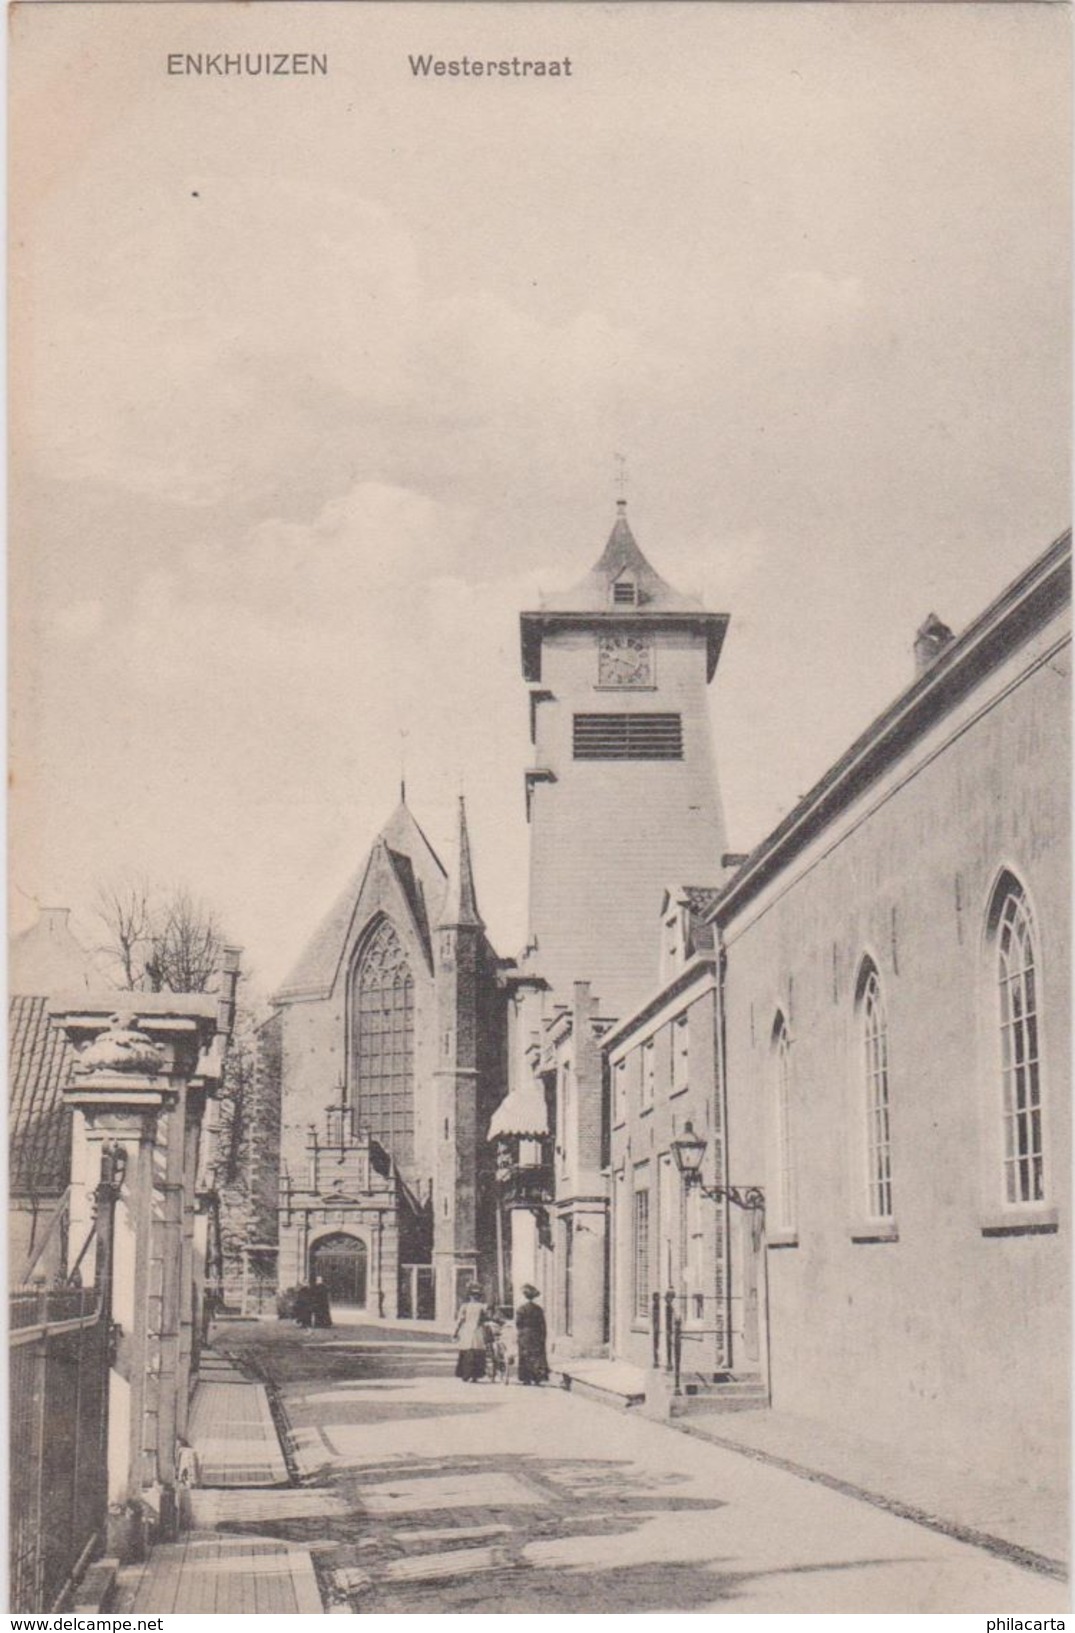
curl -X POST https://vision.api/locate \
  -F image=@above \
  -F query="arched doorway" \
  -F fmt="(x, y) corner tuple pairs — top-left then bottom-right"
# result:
(310, 1233), (368, 1309)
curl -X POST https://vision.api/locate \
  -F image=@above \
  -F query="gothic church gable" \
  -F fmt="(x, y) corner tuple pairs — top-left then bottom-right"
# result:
(277, 801), (446, 1002)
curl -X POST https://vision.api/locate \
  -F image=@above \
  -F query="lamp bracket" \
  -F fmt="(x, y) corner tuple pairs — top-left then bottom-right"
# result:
(688, 1177), (766, 1214)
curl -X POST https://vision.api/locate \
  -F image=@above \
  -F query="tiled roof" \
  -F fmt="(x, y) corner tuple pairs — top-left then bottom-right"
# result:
(9, 996), (73, 1196)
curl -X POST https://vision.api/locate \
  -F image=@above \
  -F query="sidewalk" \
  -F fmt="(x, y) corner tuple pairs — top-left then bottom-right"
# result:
(554, 1358), (1066, 1577)
(111, 1346), (323, 1614)
(188, 1350), (289, 1486)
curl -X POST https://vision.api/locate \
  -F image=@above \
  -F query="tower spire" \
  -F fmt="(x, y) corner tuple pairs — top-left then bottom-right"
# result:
(437, 795), (483, 930)
(614, 451), (628, 506)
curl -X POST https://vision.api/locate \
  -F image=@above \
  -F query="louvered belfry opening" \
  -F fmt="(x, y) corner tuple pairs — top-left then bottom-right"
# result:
(573, 712), (684, 760)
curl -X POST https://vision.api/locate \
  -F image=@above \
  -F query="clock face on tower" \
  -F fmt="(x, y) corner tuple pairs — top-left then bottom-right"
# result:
(597, 631), (653, 687)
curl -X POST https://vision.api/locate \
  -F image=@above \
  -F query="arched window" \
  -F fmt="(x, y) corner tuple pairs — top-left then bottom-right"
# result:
(352, 918), (414, 1167)
(857, 962), (893, 1219)
(772, 1015), (795, 1233)
(989, 876), (1044, 1206)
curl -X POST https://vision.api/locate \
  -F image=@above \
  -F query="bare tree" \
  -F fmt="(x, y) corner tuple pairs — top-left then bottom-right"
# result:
(146, 887), (223, 994)
(94, 876), (154, 990)
(95, 879), (225, 994)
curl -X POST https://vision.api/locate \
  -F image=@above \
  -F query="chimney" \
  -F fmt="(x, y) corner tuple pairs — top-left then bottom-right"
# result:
(914, 613), (954, 677)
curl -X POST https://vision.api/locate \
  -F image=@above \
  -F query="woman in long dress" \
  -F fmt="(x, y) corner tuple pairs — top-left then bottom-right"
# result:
(454, 1284), (489, 1382)
(515, 1284), (549, 1385)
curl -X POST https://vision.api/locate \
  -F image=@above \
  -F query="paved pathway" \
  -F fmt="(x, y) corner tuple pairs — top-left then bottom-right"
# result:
(219, 1322), (1070, 1615)
(188, 1363), (288, 1487)
(111, 1348), (307, 1613)
(112, 1529), (322, 1614)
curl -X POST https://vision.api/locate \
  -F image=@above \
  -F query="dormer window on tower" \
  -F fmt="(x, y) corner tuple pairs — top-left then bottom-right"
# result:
(612, 575), (638, 607)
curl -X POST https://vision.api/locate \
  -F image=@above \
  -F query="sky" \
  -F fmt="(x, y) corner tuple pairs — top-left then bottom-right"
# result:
(9, 1), (1071, 999)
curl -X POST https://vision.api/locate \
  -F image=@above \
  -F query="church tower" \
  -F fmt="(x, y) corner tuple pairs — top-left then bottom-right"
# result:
(432, 796), (484, 1319)
(520, 501), (729, 1018)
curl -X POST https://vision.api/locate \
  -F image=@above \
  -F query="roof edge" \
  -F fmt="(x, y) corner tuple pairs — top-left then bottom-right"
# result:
(602, 956), (718, 1055)
(711, 529), (1072, 926)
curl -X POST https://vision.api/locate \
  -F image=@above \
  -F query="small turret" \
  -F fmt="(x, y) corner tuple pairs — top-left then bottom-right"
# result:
(437, 797), (483, 931)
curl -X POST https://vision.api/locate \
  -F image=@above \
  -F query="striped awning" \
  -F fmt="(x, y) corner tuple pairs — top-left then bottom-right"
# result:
(487, 1083), (549, 1141)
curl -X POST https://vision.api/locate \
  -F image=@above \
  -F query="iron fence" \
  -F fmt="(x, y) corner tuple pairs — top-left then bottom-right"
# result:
(9, 1288), (110, 1611)
(8, 1149), (119, 1612)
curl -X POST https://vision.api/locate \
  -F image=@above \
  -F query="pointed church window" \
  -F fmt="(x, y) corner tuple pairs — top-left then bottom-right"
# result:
(988, 875), (1046, 1207)
(352, 918), (415, 1169)
(856, 963), (893, 1220)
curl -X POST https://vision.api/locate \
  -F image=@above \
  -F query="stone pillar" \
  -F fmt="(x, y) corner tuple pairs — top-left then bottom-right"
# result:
(54, 997), (225, 1557)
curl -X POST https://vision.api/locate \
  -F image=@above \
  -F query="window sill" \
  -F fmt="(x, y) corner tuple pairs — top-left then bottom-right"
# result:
(767, 1229), (799, 1249)
(669, 1085), (690, 1100)
(630, 1322), (651, 1334)
(640, 1104), (654, 1117)
(850, 1218), (899, 1243)
(980, 1205), (1059, 1237)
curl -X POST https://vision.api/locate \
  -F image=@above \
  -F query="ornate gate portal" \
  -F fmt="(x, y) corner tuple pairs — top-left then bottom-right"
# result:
(310, 1233), (368, 1308)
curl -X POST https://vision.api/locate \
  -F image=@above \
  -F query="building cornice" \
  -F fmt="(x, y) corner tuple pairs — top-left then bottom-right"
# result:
(520, 610), (728, 684)
(602, 956), (718, 1055)
(711, 530), (1071, 926)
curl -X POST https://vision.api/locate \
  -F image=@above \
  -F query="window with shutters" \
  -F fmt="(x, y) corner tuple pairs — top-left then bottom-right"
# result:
(573, 713), (683, 760)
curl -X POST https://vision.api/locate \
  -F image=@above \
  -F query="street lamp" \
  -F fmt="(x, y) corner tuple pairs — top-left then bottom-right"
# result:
(670, 1121), (765, 1214)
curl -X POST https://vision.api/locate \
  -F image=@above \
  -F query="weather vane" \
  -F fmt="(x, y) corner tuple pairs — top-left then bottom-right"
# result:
(614, 452), (628, 502)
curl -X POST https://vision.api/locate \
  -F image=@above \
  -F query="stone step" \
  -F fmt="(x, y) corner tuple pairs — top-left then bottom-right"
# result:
(674, 1376), (769, 1415)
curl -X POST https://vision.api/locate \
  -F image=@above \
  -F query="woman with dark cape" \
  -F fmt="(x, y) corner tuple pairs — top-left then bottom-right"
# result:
(515, 1284), (549, 1385)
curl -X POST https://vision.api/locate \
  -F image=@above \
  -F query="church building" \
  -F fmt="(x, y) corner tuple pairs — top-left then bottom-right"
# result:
(268, 796), (505, 1321)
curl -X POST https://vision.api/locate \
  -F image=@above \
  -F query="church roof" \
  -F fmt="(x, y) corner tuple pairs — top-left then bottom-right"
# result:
(539, 502), (703, 615)
(275, 800), (447, 1002)
(437, 797), (483, 930)
(520, 502), (728, 682)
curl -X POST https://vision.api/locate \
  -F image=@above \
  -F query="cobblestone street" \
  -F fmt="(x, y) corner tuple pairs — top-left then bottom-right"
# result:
(216, 1322), (1069, 1615)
